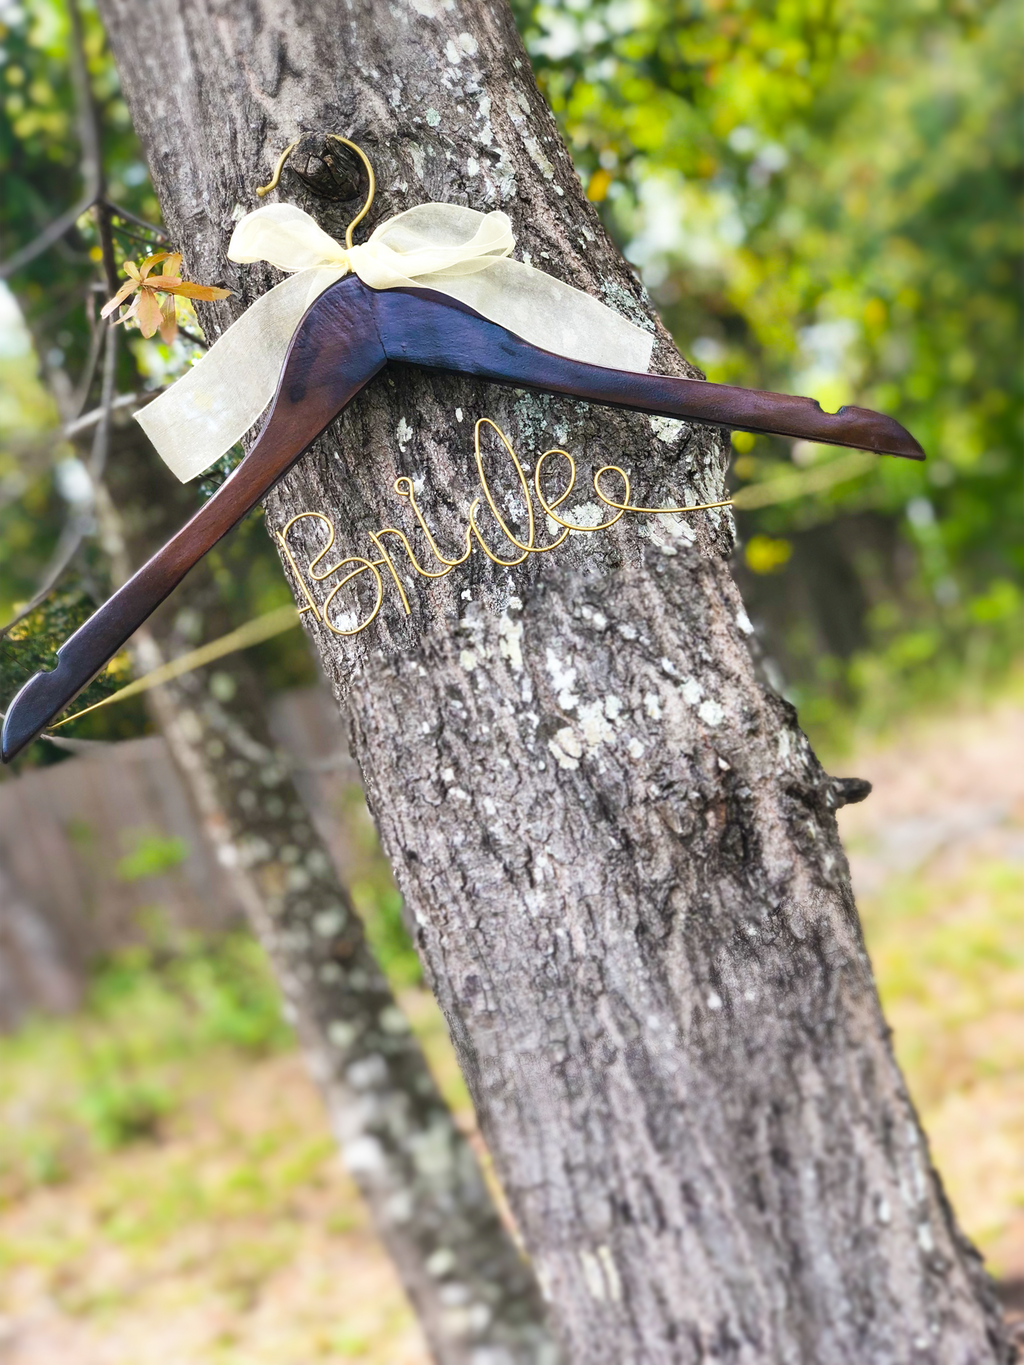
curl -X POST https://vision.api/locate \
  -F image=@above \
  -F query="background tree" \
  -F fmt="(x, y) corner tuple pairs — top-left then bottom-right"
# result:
(102, 445), (555, 1365)
(80, 0), (1013, 1361)
(0, 6), (555, 1358)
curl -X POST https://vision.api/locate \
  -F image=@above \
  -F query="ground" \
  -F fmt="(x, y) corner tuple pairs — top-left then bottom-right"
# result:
(0, 686), (1022, 1361)
(836, 683), (1024, 1318)
(0, 1052), (428, 1364)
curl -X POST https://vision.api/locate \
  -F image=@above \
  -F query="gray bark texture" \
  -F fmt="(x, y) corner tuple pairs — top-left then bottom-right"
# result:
(97, 1), (1012, 1361)
(99, 438), (556, 1365)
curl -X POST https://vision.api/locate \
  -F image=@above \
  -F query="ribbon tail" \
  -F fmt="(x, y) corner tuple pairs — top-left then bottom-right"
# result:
(135, 267), (345, 482)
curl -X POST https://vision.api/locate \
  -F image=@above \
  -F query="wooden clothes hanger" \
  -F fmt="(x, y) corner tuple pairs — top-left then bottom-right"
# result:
(1, 139), (923, 764)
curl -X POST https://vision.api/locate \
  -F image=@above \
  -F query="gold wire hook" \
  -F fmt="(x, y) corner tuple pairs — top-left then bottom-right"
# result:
(255, 135), (376, 249)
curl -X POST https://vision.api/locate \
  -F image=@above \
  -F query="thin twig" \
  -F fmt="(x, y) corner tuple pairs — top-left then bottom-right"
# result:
(68, 0), (104, 205)
(70, 300), (106, 419)
(42, 733), (114, 751)
(0, 0), (103, 280)
(0, 509), (92, 640)
(0, 713), (111, 752)
(88, 315), (118, 481)
(0, 332), (117, 639)
(87, 161), (121, 484)
(108, 221), (163, 249)
(62, 387), (164, 440)
(93, 203), (119, 299)
(0, 194), (98, 280)
(0, 312), (118, 640)
(0, 0), (127, 642)
(25, 277), (97, 337)
(178, 327), (210, 350)
(104, 199), (166, 240)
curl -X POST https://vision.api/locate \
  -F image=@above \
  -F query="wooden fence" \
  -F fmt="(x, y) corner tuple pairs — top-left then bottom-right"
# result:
(0, 687), (363, 1028)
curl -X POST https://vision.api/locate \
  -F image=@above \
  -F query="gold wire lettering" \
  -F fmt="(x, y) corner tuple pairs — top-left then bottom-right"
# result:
(472, 417), (535, 558)
(366, 532), (413, 616)
(277, 512), (338, 619)
(321, 557), (385, 636)
(393, 477), (473, 570)
(279, 418), (734, 640)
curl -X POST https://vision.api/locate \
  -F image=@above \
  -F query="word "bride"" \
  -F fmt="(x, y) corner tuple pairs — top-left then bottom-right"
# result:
(276, 418), (732, 638)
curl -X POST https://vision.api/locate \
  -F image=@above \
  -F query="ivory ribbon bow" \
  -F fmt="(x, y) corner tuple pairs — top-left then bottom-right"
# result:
(135, 202), (655, 483)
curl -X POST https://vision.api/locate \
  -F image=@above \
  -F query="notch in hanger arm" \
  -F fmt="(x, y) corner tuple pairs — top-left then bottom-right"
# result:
(2, 273), (923, 764)
(372, 286), (924, 460)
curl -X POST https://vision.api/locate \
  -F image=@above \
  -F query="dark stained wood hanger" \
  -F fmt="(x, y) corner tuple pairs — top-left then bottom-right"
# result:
(1, 273), (924, 762)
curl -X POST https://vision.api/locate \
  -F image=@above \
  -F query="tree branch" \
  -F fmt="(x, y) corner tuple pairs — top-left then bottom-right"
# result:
(70, 296), (106, 419)
(107, 220), (162, 248)
(0, 314), (118, 640)
(104, 198), (166, 240)
(1, 1), (130, 642)
(0, 194), (98, 280)
(0, 509), (92, 640)
(87, 305), (118, 485)
(0, 0), (103, 280)
(63, 387), (164, 439)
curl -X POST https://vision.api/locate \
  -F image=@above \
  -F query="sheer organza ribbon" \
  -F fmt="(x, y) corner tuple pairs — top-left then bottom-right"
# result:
(135, 202), (655, 483)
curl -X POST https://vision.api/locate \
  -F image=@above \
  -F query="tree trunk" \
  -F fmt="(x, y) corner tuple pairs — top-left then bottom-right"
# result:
(98, 438), (556, 1364)
(96, 2), (1011, 1360)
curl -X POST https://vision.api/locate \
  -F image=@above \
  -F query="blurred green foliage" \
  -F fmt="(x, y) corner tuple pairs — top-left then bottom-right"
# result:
(0, 860), (424, 1191)
(113, 828), (189, 882)
(339, 785), (423, 987)
(857, 849), (1024, 1257)
(354, 880), (423, 988)
(0, 938), (444, 1359)
(0, 0), (1020, 756)
(0, 0), (153, 573)
(0, 930), (291, 1191)
(0, 0), (165, 752)
(515, 0), (1022, 739)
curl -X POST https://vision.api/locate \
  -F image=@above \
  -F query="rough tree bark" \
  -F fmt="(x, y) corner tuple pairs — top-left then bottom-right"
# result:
(98, 438), (556, 1364)
(97, 2), (1011, 1361)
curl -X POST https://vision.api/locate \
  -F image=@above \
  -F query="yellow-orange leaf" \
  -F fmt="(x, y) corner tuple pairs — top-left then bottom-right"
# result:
(101, 250), (231, 336)
(138, 251), (173, 279)
(159, 280), (232, 301)
(100, 278), (138, 318)
(158, 293), (178, 345)
(134, 288), (164, 339)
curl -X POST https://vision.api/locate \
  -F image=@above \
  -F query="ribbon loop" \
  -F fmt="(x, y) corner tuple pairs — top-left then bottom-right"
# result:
(227, 202), (351, 272)
(136, 202), (654, 483)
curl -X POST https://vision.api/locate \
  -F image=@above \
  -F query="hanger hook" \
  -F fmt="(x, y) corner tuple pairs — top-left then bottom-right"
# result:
(255, 135), (376, 249)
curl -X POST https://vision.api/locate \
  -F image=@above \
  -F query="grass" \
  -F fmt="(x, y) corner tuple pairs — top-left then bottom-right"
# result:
(0, 931), (292, 1201)
(794, 632), (1024, 770)
(0, 1051), (430, 1362)
(847, 675), (1024, 779)
(860, 857), (1024, 1266)
(0, 932), (435, 1363)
